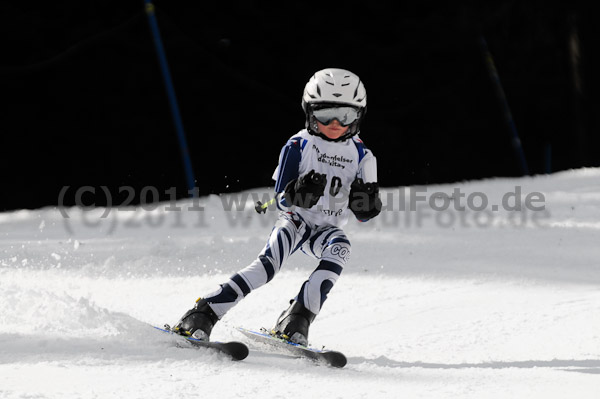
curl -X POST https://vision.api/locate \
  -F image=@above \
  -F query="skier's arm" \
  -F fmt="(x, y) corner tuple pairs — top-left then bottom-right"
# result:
(349, 153), (382, 221)
(274, 138), (302, 193)
(272, 137), (304, 210)
(357, 151), (377, 183)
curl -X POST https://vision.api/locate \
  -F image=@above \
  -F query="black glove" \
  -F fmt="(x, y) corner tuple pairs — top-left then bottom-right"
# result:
(349, 178), (382, 221)
(283, 170), (327, 208)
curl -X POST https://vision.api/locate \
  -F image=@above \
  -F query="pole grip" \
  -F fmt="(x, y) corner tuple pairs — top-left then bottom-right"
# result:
(255, 197), (276, 214)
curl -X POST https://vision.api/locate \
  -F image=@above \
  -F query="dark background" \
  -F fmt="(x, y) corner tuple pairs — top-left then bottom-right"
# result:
(1, 1), (596, 211)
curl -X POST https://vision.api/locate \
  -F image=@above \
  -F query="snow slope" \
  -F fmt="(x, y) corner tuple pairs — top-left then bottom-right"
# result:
(1, 169), (599, 398)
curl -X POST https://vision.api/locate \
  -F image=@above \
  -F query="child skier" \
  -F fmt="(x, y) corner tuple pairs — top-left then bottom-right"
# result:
(173, 68), (382, 346)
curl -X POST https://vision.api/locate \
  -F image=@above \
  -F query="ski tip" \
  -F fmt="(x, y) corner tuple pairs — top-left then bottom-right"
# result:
(323, 351), (347, 368)
(155, 325), (249, 361)
(237, 343), (250, 361)
(223, 341), (250, 361)
(237, 326), (347, 367)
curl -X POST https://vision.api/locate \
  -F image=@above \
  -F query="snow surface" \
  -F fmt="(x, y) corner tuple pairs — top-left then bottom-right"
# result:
(1, 168), (600, 398)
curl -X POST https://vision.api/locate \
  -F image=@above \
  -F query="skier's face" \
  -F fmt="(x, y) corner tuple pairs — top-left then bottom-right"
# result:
(316, 119), (350, 140)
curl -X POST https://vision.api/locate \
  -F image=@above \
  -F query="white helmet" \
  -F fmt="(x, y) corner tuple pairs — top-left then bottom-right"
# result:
(301, 68), (367, 140)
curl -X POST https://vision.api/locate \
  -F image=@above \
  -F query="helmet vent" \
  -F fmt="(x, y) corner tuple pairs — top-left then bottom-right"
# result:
(332, 93), (342, 97)
(316, 84), (321, 96)
(353, 81), (362, 98)
(325, 80), (335, 85)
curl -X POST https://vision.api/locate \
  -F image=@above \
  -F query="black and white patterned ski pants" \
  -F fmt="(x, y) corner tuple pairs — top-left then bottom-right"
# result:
(204, 212), (351, 318)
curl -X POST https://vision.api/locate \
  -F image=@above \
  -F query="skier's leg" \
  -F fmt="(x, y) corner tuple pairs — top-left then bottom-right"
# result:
(206, 216), (309, 317)
(174, 214), (310, 339)
(273, 226), (350, 344)
(297, 225), (350, 314)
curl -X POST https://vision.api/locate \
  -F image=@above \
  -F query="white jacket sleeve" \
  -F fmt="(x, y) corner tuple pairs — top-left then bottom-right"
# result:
(358, 151), (378, 184)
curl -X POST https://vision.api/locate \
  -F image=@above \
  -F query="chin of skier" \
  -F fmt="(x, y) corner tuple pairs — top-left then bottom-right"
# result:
(173, 68), (382, 346)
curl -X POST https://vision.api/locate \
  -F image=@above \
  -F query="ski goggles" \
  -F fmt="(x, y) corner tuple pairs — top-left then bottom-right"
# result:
(311, 106), (360, 127)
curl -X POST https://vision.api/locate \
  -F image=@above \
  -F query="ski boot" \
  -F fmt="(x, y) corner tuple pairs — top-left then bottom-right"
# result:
(173, 298), (219, 341)
(271, 300), (316, 346)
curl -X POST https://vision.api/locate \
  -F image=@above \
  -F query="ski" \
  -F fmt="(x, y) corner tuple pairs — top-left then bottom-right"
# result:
(237, 327), (347, 368)
(155, 325), (249, 361)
